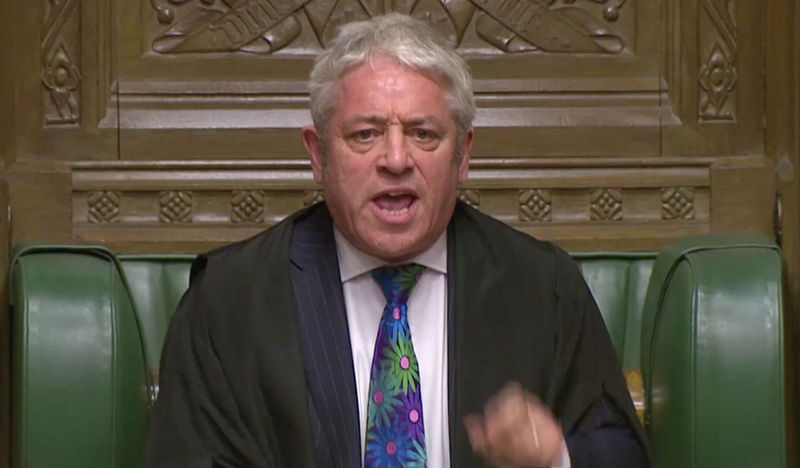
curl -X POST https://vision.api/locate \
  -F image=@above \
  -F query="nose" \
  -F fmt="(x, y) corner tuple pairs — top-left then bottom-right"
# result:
(378, 124), (414, 175)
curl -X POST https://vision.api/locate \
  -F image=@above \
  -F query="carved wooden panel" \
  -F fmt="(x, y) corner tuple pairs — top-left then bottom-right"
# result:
(231, 190), (266, 223)
(5, 0), (765, 164)
(698, 0), (737, 122)
(87, 191), (121, 223)
(143, 0), (635, 55)
(661, 187), (696, 220)
(661, 0), (763, 156)
(111, 0), (658, 160)
(519, 189), (551, 222)
(589, 188), (623, 221)
(41, 0), (81, 125)
(61, 156), (773, 252)
(458, 189), (481, 209)
(2, 0), (777, 250)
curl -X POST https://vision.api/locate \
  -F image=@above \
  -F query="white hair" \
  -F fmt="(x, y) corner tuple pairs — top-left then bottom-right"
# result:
(308, 13), (475, 159)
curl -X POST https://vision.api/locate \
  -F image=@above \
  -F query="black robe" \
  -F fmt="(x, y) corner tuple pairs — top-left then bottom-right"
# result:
(146, 202), (650, 468)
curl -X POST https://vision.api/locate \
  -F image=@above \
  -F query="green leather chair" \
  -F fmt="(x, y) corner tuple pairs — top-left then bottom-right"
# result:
(9, 235), (786, 467)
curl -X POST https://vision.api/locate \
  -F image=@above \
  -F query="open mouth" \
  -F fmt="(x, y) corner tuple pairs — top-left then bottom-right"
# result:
(372, 192), (419, 222)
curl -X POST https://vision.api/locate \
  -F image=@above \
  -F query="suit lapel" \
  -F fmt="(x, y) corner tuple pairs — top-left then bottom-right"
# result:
(289, 205), (361, 468)
(446, 219), (458, 462)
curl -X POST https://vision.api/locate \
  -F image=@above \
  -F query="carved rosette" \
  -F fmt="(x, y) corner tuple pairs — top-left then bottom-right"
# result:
(150, 0), (629, 54)
(231, 190), (265, 223)
(159, 191), (193, 223)
(661, 187), (696, 220)
(87, 191), (121, 223)
(518, 189), (552, 222)
(41, 0), (81, 124)
(303, 190), (325, 207)
(590, 188), (622, 221)
(698, 0), (737, 121)
(458, 189), (480, 209)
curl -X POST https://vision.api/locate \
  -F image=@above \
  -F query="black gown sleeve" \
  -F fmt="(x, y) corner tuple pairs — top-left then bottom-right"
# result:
(549, 249), (652, 468)
(144, 266), (277, 468)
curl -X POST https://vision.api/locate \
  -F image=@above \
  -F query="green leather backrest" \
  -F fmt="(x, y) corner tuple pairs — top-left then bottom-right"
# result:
(10, 247), (150, 468)
(641, 234), (785, 468)
(116, 254), (653, 373)
(573, 253), (656, 371)
(10, 240), (785, 468)
(117, 256), (194, 374)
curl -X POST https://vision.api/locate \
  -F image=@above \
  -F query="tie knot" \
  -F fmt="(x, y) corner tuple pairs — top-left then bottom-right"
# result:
(371, 264), (427, 304)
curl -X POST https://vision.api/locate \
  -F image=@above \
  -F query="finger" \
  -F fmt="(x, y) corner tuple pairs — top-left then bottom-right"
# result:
(483, 384), (536, 466)
(463, 413), (487, 454)
(484, 383), (528, 444)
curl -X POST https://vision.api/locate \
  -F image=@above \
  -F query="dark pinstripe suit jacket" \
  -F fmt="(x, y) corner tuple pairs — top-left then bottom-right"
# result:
(146, 202), (650, 468)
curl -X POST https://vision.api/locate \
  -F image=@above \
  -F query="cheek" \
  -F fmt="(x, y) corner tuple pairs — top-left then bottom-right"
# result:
(326, 165), (371, 213)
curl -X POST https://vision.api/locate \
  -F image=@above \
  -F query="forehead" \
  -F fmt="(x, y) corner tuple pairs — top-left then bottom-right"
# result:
(333, 60), (451, 118)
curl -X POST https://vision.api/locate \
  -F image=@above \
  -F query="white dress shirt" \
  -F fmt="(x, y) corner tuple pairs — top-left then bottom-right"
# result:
(334, 227), (569, 468)
(335, 227), (451, 468)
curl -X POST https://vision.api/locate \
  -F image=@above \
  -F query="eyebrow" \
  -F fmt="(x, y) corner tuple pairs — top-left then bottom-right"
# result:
(341, 115), (387, 127)
(342, 114), (446, 129)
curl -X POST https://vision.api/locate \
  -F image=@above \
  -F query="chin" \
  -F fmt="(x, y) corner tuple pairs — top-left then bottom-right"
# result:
(369, 233), (432, 262)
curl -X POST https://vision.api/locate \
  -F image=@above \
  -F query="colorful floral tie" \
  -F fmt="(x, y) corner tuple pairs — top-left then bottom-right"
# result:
(364, 264), (427, 468)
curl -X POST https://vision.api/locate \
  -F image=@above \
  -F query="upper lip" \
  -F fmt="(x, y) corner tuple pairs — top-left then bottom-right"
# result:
(372, 188), (419, 199)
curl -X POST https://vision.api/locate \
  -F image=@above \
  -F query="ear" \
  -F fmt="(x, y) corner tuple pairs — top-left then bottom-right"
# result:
(302, 125), (325, 184)
(457, 129), (474, 185)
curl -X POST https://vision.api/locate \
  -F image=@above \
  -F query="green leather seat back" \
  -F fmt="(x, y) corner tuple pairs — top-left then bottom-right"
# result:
(10, 247), (149, 468)
(118, 256), (194, 373)
(573, 253), (656, 370)
(116, 254), (652, 374)
(10, 239), (785, 468)
(641, 234), (785, 468)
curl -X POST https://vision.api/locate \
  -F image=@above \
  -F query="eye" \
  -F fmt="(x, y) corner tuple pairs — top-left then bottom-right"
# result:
(352, 129), (379, 142)
(412, 128), (436, 142)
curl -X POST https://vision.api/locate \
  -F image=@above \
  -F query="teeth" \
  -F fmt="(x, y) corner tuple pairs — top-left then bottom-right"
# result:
(381, 207), (409, 215)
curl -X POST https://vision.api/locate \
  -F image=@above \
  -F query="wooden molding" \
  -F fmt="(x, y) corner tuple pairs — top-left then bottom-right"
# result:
(57, 156), (771, 253)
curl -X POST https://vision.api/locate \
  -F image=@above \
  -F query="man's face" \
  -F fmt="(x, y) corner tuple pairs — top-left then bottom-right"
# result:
(303, 59), (473, 263)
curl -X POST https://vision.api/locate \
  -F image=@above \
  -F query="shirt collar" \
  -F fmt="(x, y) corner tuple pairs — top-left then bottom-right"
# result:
(334, 227), (448, 282)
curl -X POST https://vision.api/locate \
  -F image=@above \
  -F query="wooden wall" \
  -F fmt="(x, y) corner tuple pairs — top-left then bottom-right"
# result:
(768, 1), (800, 466)
(2, 0), (777, 253)
(1, 0), (797, 467)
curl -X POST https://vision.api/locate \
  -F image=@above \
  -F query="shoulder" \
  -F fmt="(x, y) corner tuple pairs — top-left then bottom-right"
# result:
(189, 204), (319, 285)
(453, 202), (576, 270)
(452, 202), (587, 301)
(173, 205), (324, 336)
(181, 204), (331, 315)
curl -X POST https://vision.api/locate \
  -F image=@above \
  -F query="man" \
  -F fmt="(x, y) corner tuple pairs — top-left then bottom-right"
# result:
(146, 13), (650, 468)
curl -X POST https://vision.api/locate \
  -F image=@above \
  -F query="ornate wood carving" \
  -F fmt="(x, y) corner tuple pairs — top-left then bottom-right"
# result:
(474, 0), (626, 53)
(590, 188), (622, 221)
(661, 187), (696, 220)
(458, 189), (480, 209)
(87, 191), (120, 223)
(149, 0), (629, 54)
(231, 190), (265, 223)
(41, 0), (81, 124)
(303, 190), (324, 207)
(518, 189), (552, 222)
(159, 191), (193, 223)
(65, 157), (777, 253)
(151, 0), (307, 54)
(698, 0), (738, 121)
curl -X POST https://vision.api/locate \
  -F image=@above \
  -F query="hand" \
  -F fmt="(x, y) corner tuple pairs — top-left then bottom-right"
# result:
(464, 382), (564, 468)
